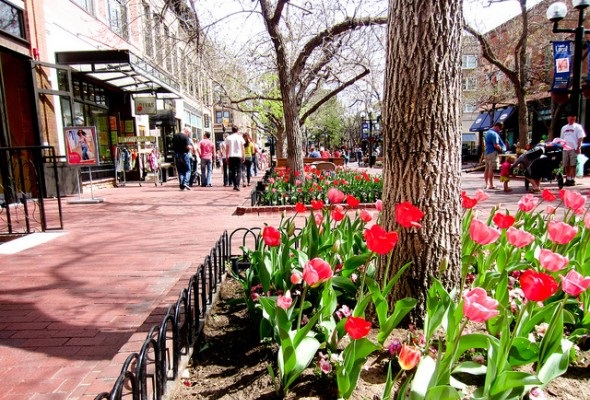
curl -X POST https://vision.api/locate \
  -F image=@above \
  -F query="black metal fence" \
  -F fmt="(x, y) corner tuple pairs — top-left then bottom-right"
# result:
(93, 228), (261, 400)
(0, 146), (63, 236)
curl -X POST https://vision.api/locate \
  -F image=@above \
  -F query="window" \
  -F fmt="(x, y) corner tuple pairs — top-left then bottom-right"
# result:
(108, 0), (128, 40)
(0, 0), (25, 39)
(154, 14), (163, 64)
(164, 25), (173, 72)
(462, 54), (477, 69)
(463, 104), (477, 113)
(215, 110), (230, 124)
(71, 0), (93, 14)
(462, 77), (477, 91)
(143, 2), (153, 57)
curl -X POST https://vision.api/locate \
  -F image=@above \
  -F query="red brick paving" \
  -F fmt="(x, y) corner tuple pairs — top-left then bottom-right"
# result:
(0, 167), (587, 399)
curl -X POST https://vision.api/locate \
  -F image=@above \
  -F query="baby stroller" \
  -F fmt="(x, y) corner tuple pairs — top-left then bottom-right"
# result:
(515, 143), (563, 190)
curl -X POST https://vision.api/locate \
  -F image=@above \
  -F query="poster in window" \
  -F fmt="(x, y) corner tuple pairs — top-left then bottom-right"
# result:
(64, 126), (98, 166)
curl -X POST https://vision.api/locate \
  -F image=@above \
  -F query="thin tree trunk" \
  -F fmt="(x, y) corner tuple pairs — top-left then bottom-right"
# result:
(379, 0), (463, 325)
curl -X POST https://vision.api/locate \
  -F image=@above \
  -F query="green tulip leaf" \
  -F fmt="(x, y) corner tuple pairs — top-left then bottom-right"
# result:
(489, 371), (542, 396)
(342, 253), (373, 276)
(425, 385), (462, 400)
(331, 275), (358, 298)
(377, 297), (418, 344)
(410, 356), (436, 400)
(452, 361), (487, 376)
(538, 339), (573, 384)
(338, 338), (381, 399)
(425, 279), (452, 341)
(279, 335), (320, 391)
(382, 361), (394, 400)
(508, 337), (539, 366)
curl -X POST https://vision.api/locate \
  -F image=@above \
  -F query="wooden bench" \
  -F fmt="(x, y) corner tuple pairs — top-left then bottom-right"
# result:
(275, 157), (345, 168)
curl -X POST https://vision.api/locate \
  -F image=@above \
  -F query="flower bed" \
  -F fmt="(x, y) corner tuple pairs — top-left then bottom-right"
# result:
(256, 165), (382, 206)
(224, 186), (590, 399)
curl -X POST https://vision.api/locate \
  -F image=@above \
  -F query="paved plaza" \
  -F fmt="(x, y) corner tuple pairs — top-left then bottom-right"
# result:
(0, 165), (588, 399)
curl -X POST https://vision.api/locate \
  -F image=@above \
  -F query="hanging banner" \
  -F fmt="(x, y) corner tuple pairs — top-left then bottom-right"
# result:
(551, 41), (571, 91)
(64, 126), (99, 166)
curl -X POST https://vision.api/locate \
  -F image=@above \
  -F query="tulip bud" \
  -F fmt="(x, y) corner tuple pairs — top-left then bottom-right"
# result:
(332, 239), (341, 253)
(287, 222), (295, 237)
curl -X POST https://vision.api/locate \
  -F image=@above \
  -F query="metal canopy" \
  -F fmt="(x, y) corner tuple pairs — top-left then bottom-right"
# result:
(55, 50), (181, 98)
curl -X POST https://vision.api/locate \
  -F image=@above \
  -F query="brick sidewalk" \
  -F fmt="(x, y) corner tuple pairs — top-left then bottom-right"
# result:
(0, 166), (587, 399)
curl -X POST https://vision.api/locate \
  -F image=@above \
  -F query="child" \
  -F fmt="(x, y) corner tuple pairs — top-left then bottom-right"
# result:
(499, 156), (515, 192)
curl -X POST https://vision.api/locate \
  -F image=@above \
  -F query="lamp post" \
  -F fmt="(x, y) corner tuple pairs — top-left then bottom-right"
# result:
(547, 0), (590, 119)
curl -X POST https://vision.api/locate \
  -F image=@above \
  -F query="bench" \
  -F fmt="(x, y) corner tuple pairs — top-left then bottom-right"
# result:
(275, 157), (345, 168)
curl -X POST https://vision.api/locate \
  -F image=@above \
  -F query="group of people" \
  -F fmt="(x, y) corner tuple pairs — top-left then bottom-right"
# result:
(172, 126), (266, 191)
(484, 112), (586, 193)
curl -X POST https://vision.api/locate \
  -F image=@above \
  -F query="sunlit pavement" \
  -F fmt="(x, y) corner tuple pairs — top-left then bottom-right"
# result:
(0, 164), (588, 399)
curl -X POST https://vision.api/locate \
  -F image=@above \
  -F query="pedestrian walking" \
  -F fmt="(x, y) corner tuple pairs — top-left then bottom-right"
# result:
(225, 126), (245, 191)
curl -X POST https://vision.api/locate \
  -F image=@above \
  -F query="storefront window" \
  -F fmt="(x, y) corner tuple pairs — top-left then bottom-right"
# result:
(0, 0), (25, 40)
(71, 0), (94, 14)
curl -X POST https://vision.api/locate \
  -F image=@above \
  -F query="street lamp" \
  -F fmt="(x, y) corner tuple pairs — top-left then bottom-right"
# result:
(547, 0), (590, 119)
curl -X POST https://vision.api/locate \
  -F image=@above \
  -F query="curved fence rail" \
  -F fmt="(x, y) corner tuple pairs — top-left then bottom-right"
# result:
(93, 228), (261, 400)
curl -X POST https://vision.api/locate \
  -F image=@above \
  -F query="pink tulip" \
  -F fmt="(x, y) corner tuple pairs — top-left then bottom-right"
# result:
(538, 249), (569, 272)
(562, 190), (586, 213)
(561, 270), (590, 297)
(506, 227), (535, 248)
(302, 258), (333, 287)
(547, 220), (578, 245)
(469, 219), (501, 245)
(518, 194), (539, 212)
(277, 291), (292, 310)
(545, 205), (556, 215)
(314, 212), (323, 227)
(290, 271), (302, 285)
(474, 189), (489, 202)
(360, 209), (373, 223)
(327, 188), (345, 204)
(585, 214), (590, 229)
(463, 287), (500, 322)
(375, 199), (383, 211)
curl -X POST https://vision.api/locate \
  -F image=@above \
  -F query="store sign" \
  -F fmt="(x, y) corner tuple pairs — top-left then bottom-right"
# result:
(135, 96), (157, 115)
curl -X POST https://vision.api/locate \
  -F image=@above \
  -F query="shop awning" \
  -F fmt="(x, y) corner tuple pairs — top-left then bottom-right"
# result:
(55, 50), (181, 98)
(469, 113), (492, 132)
(493, 106), (515, 124)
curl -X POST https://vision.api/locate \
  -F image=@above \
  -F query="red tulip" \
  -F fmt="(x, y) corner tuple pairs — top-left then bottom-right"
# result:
(493, 212), (515, 229)
(561, 270), (590, 297)
(547, 220), (578, 245)
(295, 202), (307, 213)
(469, 219), (500, 245)
(303, 257), (333, 287)
(395, 201), (424, 228)
(398, 344), (421, 370)
(311, 199), (325, 210)
(262, 226), (281, 247)
(461, 191), (478, 209)
(506, 227), (534, 248)
(519, 269), (559, 302)
(327, 188), (345, 204)
(463, 288), (500, 322)
(331, 205), (345, 221)
(518, 194), (539, 212)
(346, 195), (360, 207)
(538, 249), (569, 272)
(363, 224), (399, 255)
(541, 189), (556, 202)
(344, 316), (372, 340)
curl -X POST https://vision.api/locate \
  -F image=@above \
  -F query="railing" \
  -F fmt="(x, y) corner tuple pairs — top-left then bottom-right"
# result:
(93, 228), (261, 400)
(0, 146), (64, 235)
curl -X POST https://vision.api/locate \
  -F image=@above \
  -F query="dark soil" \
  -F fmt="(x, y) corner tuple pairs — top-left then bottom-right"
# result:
(169, 278), (590, 400)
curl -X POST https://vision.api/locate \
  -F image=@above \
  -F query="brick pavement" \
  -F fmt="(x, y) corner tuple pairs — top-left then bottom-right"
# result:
(0, 165), (588, 399)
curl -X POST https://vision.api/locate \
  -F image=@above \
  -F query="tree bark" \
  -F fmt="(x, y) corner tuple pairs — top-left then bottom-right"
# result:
(379, 0), (463, 325)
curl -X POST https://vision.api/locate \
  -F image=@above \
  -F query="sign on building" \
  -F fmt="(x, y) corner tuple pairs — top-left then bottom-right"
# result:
(134, 96), (157, 115)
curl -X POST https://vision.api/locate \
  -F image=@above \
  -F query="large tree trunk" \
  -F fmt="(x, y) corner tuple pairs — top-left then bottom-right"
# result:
(379, 0), (463, 326)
